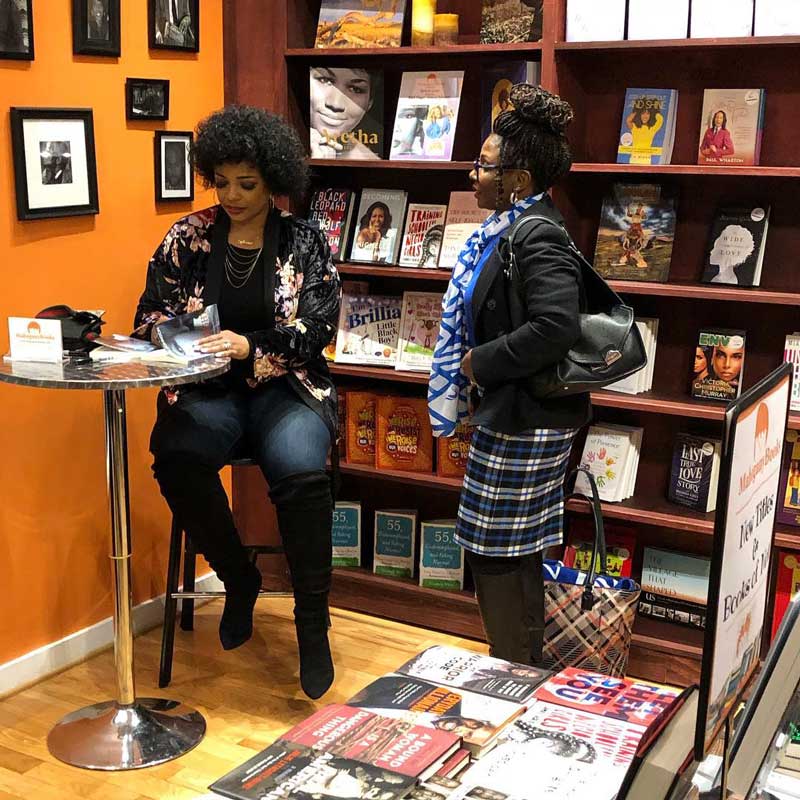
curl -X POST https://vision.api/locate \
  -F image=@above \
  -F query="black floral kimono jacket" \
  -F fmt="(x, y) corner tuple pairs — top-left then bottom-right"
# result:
(133, 205), (342, 436)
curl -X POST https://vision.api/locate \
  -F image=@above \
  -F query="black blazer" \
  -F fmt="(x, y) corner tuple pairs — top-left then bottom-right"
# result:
(469, 196), (592, 434)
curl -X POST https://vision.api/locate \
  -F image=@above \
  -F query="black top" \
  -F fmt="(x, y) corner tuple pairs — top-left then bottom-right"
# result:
(469, 196), (592, 434)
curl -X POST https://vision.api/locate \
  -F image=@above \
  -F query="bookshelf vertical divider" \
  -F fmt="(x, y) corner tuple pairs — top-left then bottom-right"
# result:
(225, 0), (797, 687)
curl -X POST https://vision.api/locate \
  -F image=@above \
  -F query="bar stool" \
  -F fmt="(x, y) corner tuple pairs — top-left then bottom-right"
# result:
(158, 456), (290, 688)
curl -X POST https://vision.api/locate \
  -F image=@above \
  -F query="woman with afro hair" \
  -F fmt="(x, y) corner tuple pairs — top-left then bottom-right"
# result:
(133, 105), (341, 699)
(429, 85), (591, 666)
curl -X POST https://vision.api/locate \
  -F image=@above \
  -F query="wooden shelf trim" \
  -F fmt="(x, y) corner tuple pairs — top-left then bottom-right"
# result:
(556, 35), (800, 52)
(337, 263), (452, 281)
(331, 363), (429, 384)
(309, 158), (473, 171)
(339, 461), (464, 492)
(775, 527), (800, 551)
(570, 163), (800, 177)
(608, 280), (800, 306)
(287, 42), (543, 58)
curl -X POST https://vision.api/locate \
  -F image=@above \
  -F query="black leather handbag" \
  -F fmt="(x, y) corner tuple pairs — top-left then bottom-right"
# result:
(502, 214), (647, 398)
(35, 305), (105, 354)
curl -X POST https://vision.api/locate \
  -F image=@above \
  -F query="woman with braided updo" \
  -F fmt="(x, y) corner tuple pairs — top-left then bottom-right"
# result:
(428, 84), (590, 666)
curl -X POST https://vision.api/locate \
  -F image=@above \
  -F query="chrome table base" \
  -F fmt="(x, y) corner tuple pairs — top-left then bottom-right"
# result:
(47, 698), (206, 770)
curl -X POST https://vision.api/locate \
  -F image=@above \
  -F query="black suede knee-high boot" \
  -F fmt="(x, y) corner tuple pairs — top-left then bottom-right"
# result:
(269, 470), (334, 699)
(154, 460), (261, 651)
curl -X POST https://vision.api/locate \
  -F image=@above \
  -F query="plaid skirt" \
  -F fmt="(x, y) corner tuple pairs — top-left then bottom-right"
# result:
(455, 425), (579, 557)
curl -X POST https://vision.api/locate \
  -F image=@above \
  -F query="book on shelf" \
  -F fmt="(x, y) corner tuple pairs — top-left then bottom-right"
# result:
(667, 433), (722, 513)
(345, 673), (525, 757)
(616, 686), (699, 800)
(532, 668), (680, 729)
(438, 193), (490, 270)
(314, 0), (407, 49)
(396, 292), (443, 373)
(436, 422), (472, 479)
(324, 281), (370, 363)
(335, 294), (402, 366)
(575, 424), (644, 503)
(755, 0), (800, 36)
(691, 0), (753, 38)
(279, 704), (461, 781)
(701, 206), (770, 286)
(697, 88), (766, 166)
(616, 89), (678, 166)
(784, 334), (800, 412)
(156, 304), (221, 363)
(627, 0), (689, 39)
(777, 430), (800, 528)
(593, 183), (676, 283)
(565, 0), (625, 42)
(639, 547), (710, 630)
(376, 396), (434, 473)
(480, 61), (541, 143)
(374, 509), (418, 579)
(345, 390), (377, 465)
(398, 205), (447, 268)
(419, 520), (463, 591)
(332, 501), (361, 567)
(479, 0), (543, 44)
(563, 519), (635, 577)
(604, 318), (658, 394)
(390, 72), (464, 162)
(455, 701), (647, 800)
(396, 645), (550, 704)
(690, 328), (746, 402)
(348, 189), (408, 264)
(307, 188), (357, 260)
(309, 67), (384, 160)
(209, 741), (416, 800)
(771, 551), (800, 640)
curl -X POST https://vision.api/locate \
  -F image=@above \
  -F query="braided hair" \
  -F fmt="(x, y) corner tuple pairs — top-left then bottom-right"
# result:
(493, 84), (573, 205)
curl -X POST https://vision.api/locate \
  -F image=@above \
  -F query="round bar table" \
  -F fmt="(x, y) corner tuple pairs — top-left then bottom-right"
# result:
(0, 357), (229, 770)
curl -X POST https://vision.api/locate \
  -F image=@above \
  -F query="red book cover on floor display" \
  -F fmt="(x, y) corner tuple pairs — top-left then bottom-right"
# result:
(777, 430), (800, 527)
(771, 551), (800, 640)
(533, 668), (680, 730)
(563, 519), (635, 578)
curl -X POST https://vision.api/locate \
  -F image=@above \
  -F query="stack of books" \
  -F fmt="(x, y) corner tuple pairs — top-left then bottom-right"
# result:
(605, 318), (659, 395)
(576, 424), (644, 503)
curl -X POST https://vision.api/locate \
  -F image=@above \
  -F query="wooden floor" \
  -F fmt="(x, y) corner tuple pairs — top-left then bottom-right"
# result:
(0, 599), (486, 799)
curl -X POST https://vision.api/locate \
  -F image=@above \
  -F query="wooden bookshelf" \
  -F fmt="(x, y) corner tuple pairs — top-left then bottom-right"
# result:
(225, 0), (800, 687)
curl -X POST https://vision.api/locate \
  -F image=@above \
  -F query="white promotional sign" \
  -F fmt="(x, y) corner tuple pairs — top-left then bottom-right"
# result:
(697, 366), (791, 757)
(8, 317), (63, 363)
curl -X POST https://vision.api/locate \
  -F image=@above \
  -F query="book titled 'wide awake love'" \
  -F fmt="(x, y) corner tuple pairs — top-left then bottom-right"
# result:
(701, 205), (770, 286)
(593, 183), (677, 282)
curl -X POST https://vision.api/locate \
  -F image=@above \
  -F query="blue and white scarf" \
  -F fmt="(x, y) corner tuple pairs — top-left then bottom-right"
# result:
(428, 194), (542, 437)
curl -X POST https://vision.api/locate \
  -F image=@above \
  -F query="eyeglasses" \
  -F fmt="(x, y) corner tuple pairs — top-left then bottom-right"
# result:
(472, 160), (501, 176)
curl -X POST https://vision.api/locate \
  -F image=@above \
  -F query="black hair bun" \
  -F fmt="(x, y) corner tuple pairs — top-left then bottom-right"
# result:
(509, 84), (574, 134)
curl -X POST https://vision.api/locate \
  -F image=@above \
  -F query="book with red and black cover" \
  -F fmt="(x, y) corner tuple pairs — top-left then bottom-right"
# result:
(777, 430), (800, 528)
(346, 673), (525, 755)
(396, 645), (549, 704)
(210, 741), (416, 800)
(281, 704), (460, 781)
(563, 518), (635, 578)
(532, 668), (680, 730)
(399, 205), (447, 268)
(771, 551), (800, 640)
(307, 188), (356, 261)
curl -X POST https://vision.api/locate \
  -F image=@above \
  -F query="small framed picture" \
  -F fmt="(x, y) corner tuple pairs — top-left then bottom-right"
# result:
(10, 107), (100, 221)
(154, 130), (194, 202)
(72, 0), (120, 56)
(126, 78), (170, 121)
(0, 0), (34, 60)
(148, 0), (199, 52)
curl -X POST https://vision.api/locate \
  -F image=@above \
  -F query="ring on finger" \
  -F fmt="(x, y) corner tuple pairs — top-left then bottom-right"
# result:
(224, 341), (231, 350)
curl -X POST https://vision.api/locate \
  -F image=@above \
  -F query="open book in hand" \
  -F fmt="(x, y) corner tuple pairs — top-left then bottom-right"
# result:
(155, 305), (221, 363)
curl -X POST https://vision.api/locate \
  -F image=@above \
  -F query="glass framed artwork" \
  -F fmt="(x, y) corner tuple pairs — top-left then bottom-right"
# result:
(0, 0), (34, 60)
(72, 0), (120, 56)
(126, 77), (170, 121)
(148, 0), (199, 52)
(154, 130), (194, 202)
(10, 107), (100, 221)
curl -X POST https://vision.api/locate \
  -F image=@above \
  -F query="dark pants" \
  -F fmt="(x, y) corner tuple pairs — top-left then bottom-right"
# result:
(466, 550), (545, 666)
(149, 376), (332, 605)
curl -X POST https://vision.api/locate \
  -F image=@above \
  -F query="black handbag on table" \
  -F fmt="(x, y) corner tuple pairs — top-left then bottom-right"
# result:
(502, 214), (647, 398)
(35, 305), (105, 354)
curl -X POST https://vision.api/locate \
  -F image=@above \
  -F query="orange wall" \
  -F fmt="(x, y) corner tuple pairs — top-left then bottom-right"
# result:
(0, 1), (224, 665)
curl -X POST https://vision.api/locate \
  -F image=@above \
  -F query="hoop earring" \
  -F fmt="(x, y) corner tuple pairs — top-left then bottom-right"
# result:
(510, 190), (518, 205)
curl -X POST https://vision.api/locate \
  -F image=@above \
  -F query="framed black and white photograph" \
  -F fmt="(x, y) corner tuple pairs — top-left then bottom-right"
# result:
(10, 107), (99, 221)
(72, 0), (120, 57)
(126, 78), (169, 121)
(0, 0), (34, 60)
(154, 130), (193, 202)
(148, 0), (199, 52)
